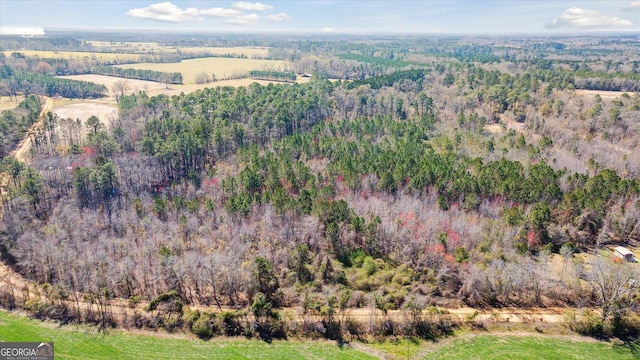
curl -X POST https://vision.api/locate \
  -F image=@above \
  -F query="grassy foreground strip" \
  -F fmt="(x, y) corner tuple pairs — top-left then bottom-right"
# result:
(419, 334), (639, 360)
(0, 311), (374, 360)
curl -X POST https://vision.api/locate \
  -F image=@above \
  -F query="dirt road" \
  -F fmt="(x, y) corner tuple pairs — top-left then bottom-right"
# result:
(0, 96), (53, 217)
(0, 252), (571, 326)
(10, 96), (53, 164)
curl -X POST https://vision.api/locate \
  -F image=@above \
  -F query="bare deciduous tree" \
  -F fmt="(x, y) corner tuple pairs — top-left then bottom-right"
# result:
(582, 255), (639, 320)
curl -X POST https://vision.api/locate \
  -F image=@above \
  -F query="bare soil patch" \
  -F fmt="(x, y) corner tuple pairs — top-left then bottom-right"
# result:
(112, 57), (289, 84)
(58, 75), (168, 99)
(575, 89), (631, 100)
(59, 74), (295, 98)
(146, 78), (283, 97)
(53, 102), (118, 130)
(484, 123), (503, 134)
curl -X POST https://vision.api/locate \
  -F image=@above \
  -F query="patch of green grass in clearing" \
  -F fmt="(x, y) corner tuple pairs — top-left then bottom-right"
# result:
(367, 337), (424, 359)
(0, 311), (375, 360)
(421, 334), (638, 360)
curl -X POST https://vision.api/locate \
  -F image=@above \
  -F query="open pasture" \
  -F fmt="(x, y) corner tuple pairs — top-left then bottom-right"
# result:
(58, 74), (169, 98)
(84, 42), (269, 58)
(53, 102), (118, 130)
(0, 95), (26, 110)
(2, 50), (142, 63)
(173, 46), (270, 58)
(112, 57), (289, 84)
(0, 311), (375, 360)
(58, 74), (286, 97)
(421, 334), (637, 360)
(85, 41), (162, 52)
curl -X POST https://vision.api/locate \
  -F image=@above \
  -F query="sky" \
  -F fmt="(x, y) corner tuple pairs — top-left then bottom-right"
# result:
(2, 1), (640, 35)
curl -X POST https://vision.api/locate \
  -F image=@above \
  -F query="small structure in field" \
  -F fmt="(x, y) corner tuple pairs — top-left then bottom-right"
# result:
(614, 246), (635, 262)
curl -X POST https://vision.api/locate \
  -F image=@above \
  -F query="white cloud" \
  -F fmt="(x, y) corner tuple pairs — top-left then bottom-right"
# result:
(199, 8), (242, 17)
(126, 2), (240, 23)
(546, 7), (633, 29)
(265, 13), (289, 22)
(623, 1), (640, 11)
(226, 14), (260, 25)
(232, 2), (273, 11)
(0, 26), (45, 35)
(321, 27), (335, 33)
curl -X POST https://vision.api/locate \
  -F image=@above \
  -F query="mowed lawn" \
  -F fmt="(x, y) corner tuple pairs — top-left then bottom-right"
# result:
(421, 334), (639, 360)
(0, 311), (374, 360)
(112, 57), (289, 84)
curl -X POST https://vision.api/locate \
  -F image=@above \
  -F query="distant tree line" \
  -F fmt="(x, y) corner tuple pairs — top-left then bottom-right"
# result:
(248, 70), (296, 82)
(93, 66), (183, 85)
(1, 72), (107, 99)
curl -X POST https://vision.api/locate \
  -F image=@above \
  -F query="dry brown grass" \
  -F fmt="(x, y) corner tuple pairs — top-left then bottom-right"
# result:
(2, 50), (142, 62)
(83, 42), (269, 58)
(112, 57), (290, 84)
(175, 46), (269, 58)
(575, 89), (632, 99)
(58, 75), (168, 98)
(58, 74), (302, 98)
(53, 102), (118, 129)
(0, 95), (25, 110)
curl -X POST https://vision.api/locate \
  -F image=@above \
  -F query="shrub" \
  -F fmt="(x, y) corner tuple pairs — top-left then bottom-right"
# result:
(191, 316), (215, 339)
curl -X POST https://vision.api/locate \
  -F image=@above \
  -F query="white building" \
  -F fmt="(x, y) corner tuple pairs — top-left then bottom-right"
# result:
(614, 246), (635, 262)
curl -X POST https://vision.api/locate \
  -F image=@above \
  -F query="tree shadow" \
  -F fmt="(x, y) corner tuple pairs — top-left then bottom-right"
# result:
(612, 334), (640, 358)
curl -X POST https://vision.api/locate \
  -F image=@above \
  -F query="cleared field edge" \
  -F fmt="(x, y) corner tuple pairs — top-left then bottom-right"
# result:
(416, 333), (636, 360)
(574, 89), (634, 99)
(1, 50), (142, 62)
(57, 74), (302, 98)
(111, 57), (291, 84)
(0, 310), (377, 360)
(2, 47), (270, 60)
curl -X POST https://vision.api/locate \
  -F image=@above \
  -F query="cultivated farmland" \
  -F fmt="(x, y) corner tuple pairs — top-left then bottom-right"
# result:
(84, 42), (270, 58)
(1, 50), (143, 63)
(174, 46), (270, 58)
(112, 57), (290, 84)
(53, 102), (118, 130)
(58, 74), (290, 97)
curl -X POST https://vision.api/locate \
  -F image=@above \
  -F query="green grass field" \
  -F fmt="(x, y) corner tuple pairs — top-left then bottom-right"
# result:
(0, 311), (374, 360)
(421, 334), (639, 360)
(2, 310), (638, 360)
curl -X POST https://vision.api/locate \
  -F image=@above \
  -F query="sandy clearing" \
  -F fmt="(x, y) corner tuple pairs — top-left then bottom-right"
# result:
(53, 102), (118, 130)
(145, 78), (288, 97)
(484, 123), (503, 134)
(575, 89), (632, 100)
(58, 75), (168, 99)
(112, 57), (289, 84)
(58, 74), (298, 98)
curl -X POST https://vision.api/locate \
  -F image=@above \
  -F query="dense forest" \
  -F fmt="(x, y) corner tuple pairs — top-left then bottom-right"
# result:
(0, 33), (640, 340)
